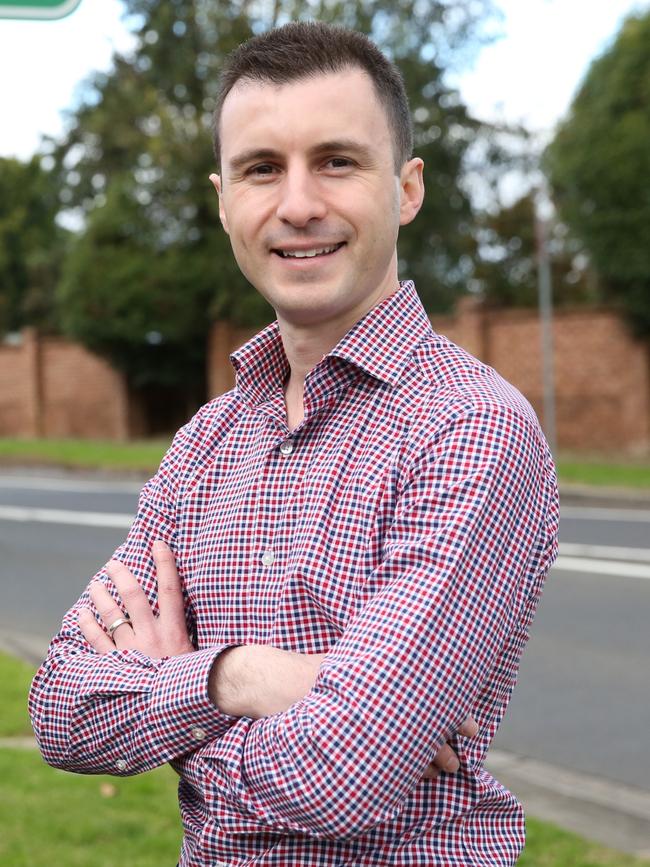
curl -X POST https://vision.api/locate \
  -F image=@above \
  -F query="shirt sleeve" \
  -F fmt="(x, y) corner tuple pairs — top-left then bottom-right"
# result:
(172, 403), (559, 839)
(28, 420), (239, 777)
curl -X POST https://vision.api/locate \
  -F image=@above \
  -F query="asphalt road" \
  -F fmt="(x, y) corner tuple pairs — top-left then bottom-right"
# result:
(2, 469), (649, 793)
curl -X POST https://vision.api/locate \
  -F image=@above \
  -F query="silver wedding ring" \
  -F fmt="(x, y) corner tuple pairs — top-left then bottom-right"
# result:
(107, 616), (131, 637)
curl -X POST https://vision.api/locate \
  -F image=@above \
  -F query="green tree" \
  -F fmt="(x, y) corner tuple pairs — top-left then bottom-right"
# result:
(0, 156), (65, 335)
(545, 11), (650, 335)
(54, 0), (498, 394)
(473, 193), (594, 309)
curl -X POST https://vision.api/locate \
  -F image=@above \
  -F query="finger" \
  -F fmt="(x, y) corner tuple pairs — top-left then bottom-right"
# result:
(154, 541), (187, 634)
(432, 742), (459, 773)
(78, 608), (115, 654)
(105, 560), (156, 638)
(458, 715), (479, 738)
(422, 762), (441, 780)
(88, 580), (136, 649)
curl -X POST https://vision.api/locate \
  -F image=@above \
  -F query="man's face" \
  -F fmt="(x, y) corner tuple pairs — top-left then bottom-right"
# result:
(214, 68), (424, 331)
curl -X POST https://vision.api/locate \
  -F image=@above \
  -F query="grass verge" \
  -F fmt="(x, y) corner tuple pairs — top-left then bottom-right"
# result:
(3, 654), (650, 865)
(0, 652), (37, 738)
(522, 818), (650, 866)
(0, 750), (181, 866)
(2, 437), (650, 490)
(0, 437), (170, 474)
(555, 458), (650, 490)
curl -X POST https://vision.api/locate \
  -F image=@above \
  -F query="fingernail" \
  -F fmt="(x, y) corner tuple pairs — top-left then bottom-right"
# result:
(153, 540), (168, 553)
(445, 757), (460, 772)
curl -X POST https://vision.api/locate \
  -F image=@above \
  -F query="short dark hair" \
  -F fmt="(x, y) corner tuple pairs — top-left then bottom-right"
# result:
(213, 21), (413, 173)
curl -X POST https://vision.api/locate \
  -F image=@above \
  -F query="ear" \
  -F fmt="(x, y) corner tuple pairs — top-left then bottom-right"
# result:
(398, 157), (425, 227)
(209, 172), (229, 235)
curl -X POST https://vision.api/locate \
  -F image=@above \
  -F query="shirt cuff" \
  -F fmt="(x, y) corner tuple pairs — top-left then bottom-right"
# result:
(145, 646), (239, 760)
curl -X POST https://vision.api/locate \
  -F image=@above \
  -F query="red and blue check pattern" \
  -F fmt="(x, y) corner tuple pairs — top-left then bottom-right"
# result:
(30, 282), (559, 866)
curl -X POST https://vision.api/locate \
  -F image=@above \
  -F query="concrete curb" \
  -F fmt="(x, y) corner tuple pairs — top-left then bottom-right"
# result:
(560, 483), (650, 508)
(486, 750), (650, 858)
(0, 630), (49, 667)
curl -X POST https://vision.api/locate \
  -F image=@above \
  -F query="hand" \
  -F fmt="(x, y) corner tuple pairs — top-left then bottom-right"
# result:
(78, 540), (195, 659)
(422, 716), (479, 779)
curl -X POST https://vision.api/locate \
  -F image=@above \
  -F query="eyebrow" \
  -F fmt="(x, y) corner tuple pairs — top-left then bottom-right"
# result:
(309, 139), (375, 162)
(227, 148), (281, 176)
(226, 139), (375, 175)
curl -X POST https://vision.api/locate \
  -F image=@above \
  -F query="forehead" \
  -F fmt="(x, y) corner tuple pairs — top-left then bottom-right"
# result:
(219, 68), (392, 160)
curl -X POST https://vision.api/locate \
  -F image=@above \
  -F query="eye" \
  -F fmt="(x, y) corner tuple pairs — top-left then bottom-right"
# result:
(325, 157), (355, 170)
(247, 164), (278, 177)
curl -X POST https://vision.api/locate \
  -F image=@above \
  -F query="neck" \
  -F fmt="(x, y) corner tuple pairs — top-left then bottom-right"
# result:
(278, 276), (400, 430)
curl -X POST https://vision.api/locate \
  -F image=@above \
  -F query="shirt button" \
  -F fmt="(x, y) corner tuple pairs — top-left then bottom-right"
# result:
(261, 549), (275, 567)
(191, 727), (206, 741)
(115, 759), (127, 772)
(279, 440), (293, 456)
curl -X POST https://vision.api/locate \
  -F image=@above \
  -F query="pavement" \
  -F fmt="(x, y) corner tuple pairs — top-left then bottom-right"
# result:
(3, 469), (650, 858)
(560, 481), (650, 508)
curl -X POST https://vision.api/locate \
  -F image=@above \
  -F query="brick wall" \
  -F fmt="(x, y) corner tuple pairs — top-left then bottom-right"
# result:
(0, 330), (133, 440)
(432, 303), (650, 455)
(4, 303), (648, 453)
(207, 303), (650, 456)
(0, 330), (41, 436)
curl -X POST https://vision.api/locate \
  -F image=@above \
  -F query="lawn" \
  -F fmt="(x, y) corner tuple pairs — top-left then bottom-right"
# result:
(0, 750), (181, 866)
(555, 457), (650, 490)
(0, 651), (36, 737)
(0, 437), (170, 474)
(3, 654), (650, 866)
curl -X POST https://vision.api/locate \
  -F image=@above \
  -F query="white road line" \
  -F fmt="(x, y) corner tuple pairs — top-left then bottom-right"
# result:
(554, 555), (650, 580)
(559, 542), (650, 563)
(1, 506), (649, 580)
(562, 505), (650, 522)
(0, 505), (133, 528)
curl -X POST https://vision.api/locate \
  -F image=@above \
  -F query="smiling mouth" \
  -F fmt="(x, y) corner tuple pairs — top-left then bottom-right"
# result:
(273, 243), (345, 259)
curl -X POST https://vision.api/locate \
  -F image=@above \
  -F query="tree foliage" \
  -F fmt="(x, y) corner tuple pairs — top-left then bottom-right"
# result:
(0, 156), (65, 335)
(545, 11), (650, 336)
(51, 0), (498, 390)
(473, 193), (594, 309)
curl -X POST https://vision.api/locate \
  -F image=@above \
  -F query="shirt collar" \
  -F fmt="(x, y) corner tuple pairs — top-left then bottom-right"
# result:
(230, 321), (289, 408)
(231, 280), (433, 405)
(327, 281), (433, 387)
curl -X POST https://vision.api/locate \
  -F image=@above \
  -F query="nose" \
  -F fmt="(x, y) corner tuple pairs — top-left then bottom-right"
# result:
(275, 165), (327, 227)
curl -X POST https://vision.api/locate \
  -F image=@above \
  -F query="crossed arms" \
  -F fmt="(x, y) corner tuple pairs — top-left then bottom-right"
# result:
(78, 543), (477, 779)
(29, 401), (558, 839)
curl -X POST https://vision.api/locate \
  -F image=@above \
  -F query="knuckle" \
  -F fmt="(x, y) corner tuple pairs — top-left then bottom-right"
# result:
(120, 583), (142, 603)
(156, 550), (175, 566)
(99, 603), (121, 620)
(158, 580), (180, 597)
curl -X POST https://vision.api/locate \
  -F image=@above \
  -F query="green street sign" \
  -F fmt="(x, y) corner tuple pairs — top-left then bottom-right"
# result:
(0, 0), (82, 19)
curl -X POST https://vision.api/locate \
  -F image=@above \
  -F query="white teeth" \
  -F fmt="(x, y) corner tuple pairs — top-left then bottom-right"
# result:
(280, 245), (339, 258)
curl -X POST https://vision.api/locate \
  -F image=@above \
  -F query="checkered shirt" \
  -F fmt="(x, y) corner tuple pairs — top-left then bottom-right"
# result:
(30, 281), (559, 866)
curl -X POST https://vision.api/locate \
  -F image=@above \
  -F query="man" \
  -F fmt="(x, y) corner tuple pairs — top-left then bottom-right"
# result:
(29, 21), (559, 866)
